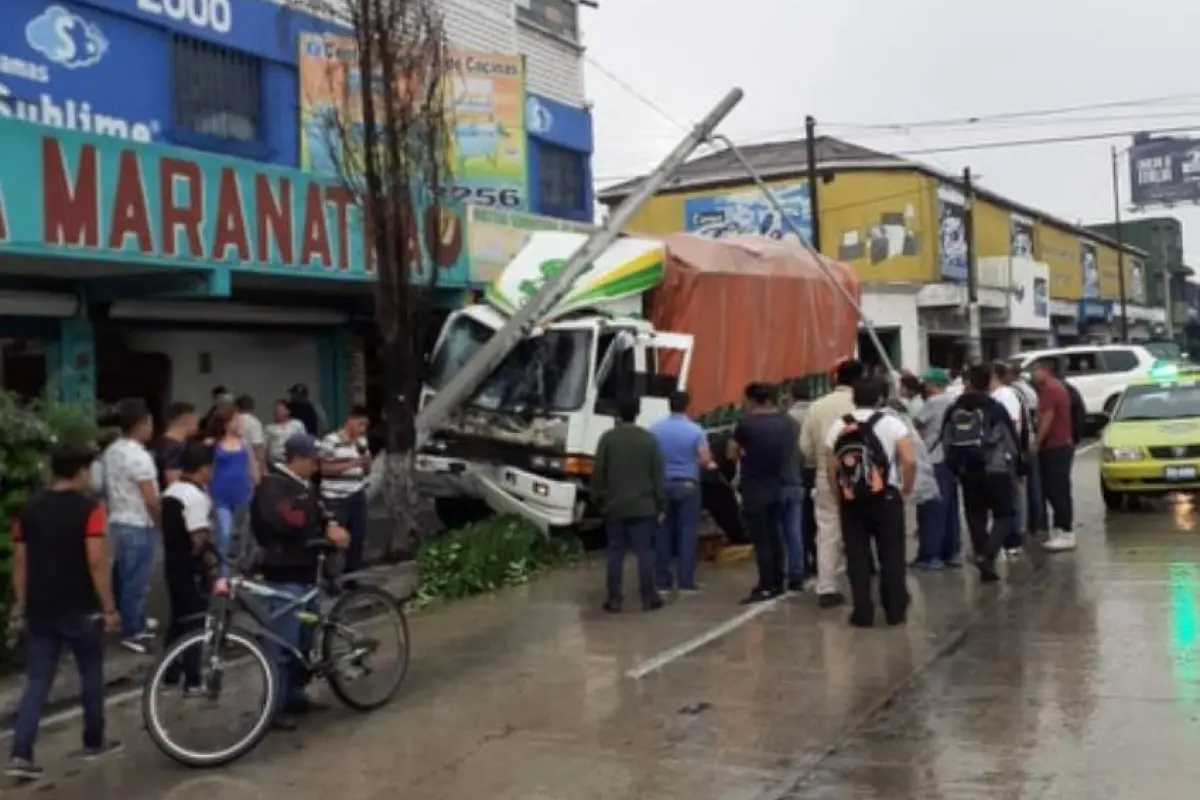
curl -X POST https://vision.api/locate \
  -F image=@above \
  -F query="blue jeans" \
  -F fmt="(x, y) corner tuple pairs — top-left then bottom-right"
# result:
(656, 480), (701, 590)
(330, 492), (367, 573)
(11, 613), (105, 761)
(606, 516), (657, 606)
(110, 523), (156, 637)
(779, 484), (806, 583)
(915, 462), (961, 562)
(261, 583), (316, 714)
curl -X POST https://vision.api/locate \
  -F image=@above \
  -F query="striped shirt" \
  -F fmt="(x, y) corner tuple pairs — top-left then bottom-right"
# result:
(319, 431), (369, 500)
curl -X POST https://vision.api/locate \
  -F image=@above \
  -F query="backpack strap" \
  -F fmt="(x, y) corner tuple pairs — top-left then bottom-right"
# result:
(841, 413), (856, 425)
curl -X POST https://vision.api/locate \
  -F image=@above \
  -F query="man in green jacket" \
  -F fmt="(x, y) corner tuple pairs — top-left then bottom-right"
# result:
(593, 396), (666, 613)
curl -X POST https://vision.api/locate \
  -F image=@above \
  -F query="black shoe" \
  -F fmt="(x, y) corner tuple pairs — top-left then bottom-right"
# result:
(75, 739), (123, 761)
(5, 758), (43, 781)
(643, 595), (665, 612)
(978, 562), (1001, 583)
(284, 695), (328, 716)
(818, 592), (846, 609)
(602, 599), (622, 614)
(740, 588), (778, 605)
(271, 713), (299, 731)
(848, 613), (874, 628)
(786, 578), (805, 593)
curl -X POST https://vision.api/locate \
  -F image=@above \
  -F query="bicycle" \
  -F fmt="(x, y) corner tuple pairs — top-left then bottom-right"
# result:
(142, 541), (411, 768)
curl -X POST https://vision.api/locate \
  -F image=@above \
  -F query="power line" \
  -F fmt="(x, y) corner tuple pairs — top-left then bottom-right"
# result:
(593, 122), (1200, 185)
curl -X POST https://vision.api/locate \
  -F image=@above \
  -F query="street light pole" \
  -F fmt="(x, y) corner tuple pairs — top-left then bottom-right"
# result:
(1111, 146), (1129, 343)
(804, 115), (822, 253)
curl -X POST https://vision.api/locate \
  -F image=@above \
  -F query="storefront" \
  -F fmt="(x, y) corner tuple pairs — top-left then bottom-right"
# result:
(526, 93), (594, 224)
(0, 117), (465, 415)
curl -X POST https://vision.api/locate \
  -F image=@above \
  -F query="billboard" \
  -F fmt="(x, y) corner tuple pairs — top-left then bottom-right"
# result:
(465, 206), (593, 284)
(682, 181), (812, 244)
(1080, 240), (1100, 300)
(937, 185), (968, 281)
(297, 33), (529, 212)
(1128, 134), (1200, 208)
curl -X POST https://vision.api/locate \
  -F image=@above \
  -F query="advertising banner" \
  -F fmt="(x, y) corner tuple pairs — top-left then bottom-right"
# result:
(466, 206), (593, 284)
(1128, 134), (1200, 209)
(1130, 256), (1147, 305)
(937, 185), (968, 281)
(0, 0), (167, 144)
(1007, 258), (1050, 331)
(1080, 240), (1100, 300)
(1010, 212), (1035, 259)
(297, 33), (528, 212)
(0, 117), (389, 281)
(682, 181), (812, 244)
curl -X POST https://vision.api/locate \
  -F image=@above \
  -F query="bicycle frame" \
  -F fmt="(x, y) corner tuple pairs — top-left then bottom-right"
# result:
(215, 577), (324, 668)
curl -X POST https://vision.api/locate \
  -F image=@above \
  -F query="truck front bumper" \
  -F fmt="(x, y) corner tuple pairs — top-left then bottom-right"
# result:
(415, 455), (580, 532)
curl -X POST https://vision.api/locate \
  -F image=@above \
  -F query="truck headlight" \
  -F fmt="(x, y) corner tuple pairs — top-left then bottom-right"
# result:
(1102, 447), (1144, 462)
(530, 454), (565, 471)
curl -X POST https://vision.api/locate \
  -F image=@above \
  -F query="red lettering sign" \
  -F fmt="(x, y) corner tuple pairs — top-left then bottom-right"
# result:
(255, 175), (293, 265)
(108, 150), (153, 253)
(159, 158), (204, 258)
(298, 183), (332, 269)
(326, 185), (354, 270)
(211, 168), (250, 262)
(42, 138), (99, 248)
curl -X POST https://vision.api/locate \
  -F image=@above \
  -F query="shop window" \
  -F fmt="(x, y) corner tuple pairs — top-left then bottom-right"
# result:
(538, 143), (586, 213)
(172, 35), (262, 142)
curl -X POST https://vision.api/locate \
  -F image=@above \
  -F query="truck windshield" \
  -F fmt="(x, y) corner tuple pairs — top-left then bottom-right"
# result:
(426, 315), (593, 413)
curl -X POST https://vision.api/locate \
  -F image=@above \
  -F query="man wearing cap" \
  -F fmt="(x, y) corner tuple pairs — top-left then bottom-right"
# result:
(911, 368), (961, 568)
(798, 358), (863, 608)
(249, 433), (350, 730)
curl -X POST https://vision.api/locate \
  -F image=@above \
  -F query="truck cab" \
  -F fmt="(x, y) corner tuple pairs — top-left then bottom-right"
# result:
(416, 233), (694, 531)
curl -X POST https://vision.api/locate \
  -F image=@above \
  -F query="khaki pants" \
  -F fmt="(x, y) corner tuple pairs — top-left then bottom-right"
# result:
(813, 479), (845, 595)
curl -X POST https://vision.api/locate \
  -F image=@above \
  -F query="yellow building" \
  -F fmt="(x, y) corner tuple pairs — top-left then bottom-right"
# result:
(600, 137), (1152, 364)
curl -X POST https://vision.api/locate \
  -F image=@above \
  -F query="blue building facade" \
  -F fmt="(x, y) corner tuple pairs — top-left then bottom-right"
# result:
(0, 0), (596, 416)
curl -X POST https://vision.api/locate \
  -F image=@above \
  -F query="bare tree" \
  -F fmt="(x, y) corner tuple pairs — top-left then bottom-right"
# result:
(294, 0), (453, 557)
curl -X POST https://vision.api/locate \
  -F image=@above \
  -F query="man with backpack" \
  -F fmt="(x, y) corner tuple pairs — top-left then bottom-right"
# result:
(824, 377), (916, 627)
(941, 364), (1025, 582)
(1031, 358), (1078, 552)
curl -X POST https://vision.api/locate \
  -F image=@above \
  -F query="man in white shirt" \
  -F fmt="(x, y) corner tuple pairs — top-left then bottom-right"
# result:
(319, 406), (372, 573)
(100, 398), (161, 654)
(235, 395), (267, 471)
(824, 376), (916, 627)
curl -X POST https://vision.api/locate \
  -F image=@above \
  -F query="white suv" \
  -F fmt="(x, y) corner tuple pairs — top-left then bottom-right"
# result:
(1008, 344), (1172, 422)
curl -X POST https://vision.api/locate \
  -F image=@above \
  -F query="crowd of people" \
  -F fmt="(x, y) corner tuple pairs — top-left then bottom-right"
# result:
(5, 384), (371, 780)
(593, 355), (1082, 629)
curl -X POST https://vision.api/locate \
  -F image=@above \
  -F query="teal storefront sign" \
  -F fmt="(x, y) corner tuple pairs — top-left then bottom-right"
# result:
(0, 119), (471, 286)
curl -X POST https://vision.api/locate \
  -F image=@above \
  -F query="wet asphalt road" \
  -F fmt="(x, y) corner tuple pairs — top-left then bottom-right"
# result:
(7, 442), (1200, 799)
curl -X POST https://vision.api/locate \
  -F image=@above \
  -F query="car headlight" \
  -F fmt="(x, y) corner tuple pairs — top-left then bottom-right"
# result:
(1102, 447), (1144, 462)
(529, 454), (565, 471)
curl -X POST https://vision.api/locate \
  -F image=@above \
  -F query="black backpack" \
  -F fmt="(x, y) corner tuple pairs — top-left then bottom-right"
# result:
(1065, 382), (1087, 444)
(832, 413), (889, 503)
(943, 404), (1008, 476)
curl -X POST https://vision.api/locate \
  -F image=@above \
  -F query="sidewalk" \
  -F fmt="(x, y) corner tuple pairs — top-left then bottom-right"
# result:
(0, 560), (419, 730)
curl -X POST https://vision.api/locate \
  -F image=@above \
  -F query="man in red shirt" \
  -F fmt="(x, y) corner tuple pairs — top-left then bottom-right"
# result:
(8, 444), (122, 781)
(1031, 358), (1076, 552)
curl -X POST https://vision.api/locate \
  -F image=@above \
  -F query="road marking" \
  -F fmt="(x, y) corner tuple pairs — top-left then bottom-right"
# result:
(625, 599), (780, 680)
(1, 686), (144, 740)
(1076, 440), (1100, 455)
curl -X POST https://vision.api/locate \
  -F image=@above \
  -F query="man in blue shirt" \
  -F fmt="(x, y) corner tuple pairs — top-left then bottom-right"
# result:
(650, 391), (715, 592)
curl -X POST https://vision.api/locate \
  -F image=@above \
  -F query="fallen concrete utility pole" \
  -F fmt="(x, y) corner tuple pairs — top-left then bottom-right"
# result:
(414, 87), (745, 451)
(706, 134), (900, 385)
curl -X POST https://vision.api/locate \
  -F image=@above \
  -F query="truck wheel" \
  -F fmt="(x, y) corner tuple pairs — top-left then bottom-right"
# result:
(434, 497), (492, 530)
(1102, 484), (1125, 512)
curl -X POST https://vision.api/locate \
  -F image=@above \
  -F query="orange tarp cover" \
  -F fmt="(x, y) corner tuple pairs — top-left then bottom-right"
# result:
(651, 234), (860, 414)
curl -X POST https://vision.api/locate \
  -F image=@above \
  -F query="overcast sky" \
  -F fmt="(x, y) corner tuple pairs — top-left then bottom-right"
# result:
(581, 0), (1200, 269)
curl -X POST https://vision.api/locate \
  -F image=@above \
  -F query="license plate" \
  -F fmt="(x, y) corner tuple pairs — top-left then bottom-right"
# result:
(1164, 466), (1198, 481)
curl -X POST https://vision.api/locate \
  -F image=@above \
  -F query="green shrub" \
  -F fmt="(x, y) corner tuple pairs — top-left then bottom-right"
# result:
(0, 391), (98, 654)
(415, 514), (582, 607)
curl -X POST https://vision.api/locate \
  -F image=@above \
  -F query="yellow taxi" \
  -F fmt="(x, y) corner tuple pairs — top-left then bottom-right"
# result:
(1101, 362), (1200, 510)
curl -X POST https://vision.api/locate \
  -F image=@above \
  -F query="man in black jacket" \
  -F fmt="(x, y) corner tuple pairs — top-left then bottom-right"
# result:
(250, 433), (349, 730)
(941, 364), (1025, 582)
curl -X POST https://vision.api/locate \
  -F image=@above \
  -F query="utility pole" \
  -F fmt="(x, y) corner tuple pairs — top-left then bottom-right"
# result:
(804, 115), (822, 253)
(964, 167), (982, 364)
(1110, 146), (1129, 343)
(414, 88), (745, 450)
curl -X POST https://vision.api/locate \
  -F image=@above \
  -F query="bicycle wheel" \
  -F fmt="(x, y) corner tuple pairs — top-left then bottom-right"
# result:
(322, 585), (410, 711)
(142, 626), (277, 768)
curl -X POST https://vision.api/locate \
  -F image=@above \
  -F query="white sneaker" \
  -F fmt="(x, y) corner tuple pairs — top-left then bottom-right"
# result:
(1043, 532), (1077, 552)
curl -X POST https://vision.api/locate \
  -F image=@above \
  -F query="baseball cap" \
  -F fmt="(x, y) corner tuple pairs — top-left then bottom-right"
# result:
(920, 367), (950, 387)
(283, 433), (319, 461)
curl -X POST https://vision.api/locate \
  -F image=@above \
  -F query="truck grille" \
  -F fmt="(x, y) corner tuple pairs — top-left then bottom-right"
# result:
(1148, 445), (1200, 459)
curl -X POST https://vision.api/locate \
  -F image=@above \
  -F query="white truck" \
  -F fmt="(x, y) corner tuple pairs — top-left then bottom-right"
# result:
(415, 230), (860, 532)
